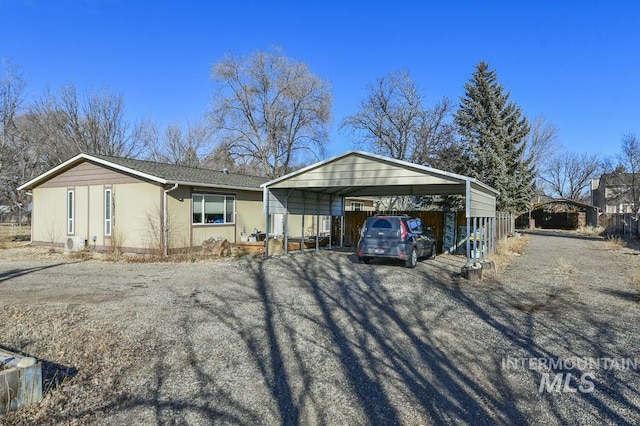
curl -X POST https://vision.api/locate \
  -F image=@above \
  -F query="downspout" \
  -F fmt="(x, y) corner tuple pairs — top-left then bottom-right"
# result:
(163, 183), (179, 257)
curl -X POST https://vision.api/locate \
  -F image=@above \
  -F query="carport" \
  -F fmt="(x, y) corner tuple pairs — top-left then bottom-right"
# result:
(261, 151), (499, 267)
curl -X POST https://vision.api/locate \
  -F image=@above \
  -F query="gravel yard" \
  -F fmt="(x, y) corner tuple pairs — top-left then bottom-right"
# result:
(1, 233), (640, 425)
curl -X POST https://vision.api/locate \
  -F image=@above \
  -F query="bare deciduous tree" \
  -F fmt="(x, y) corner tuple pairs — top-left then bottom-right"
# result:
(148, 120), (212, 167)
(201, 142), (260, 175)
(28, 85), (149, 168)
(0, 59), (33, 222)
(541, 152), (600, 200)
(210, 48), (332, 178)
(0, 59), (26, 153)
(525, 116), (559, 177)
(611, 133), (640, 212)
(341, 71), (456, 167)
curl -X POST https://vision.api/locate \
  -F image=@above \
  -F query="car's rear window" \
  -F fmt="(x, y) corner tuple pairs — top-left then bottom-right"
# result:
(368, 218), (395, 229)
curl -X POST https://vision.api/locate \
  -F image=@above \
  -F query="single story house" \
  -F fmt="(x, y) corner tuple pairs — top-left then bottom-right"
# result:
(18, 153), (285, 254)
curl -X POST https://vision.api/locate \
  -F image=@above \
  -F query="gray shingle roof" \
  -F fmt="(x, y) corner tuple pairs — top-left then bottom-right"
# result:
(92, 154), (267, 190)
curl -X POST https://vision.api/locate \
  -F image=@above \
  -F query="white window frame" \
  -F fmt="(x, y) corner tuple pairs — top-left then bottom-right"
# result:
(351, 201), (364, 211)
(67, 190), (74, 235)
(104, 188), (112, 236)
(192, 193), (236, 225)
(322, 216), (331, 233)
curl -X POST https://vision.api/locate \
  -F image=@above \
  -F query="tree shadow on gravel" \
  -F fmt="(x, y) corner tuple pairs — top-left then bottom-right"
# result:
(64, 248), (640, 425)
(434, 267), (640, 424)
(100, 261), (301, 425)
(283, 253), (524, 424)
(0, 263), (68, 283)
(520, 229), (604, 241)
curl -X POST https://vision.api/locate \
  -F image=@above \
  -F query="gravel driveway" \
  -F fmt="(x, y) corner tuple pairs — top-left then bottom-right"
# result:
(1, 233), (639, 425)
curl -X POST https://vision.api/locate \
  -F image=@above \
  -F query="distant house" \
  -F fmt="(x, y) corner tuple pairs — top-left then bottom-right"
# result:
(592, 173), (639, 214)
(0, 205), (10, 223)
(344, 197), (375, 211)
(18, 153), (271, 254)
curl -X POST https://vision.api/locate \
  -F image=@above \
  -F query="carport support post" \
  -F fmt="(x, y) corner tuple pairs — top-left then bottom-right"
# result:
(478, 217), (485, 262)
(329, 195), (334, 248)
(284, 190), (290, 255)
(478, 217), (483, 261)
(473, 217), (478, 267)
(484, 217), (489, 258)
(316, 193), (320, 252)
(465, 180), (471, 266)
(301, 192), (306, 252)
(340, 215), (344, 248)
(466, 217), (471, 266)
(492, 216), (496, 248)
(264, 187), (270, 258)
(488, 217), (494, 254)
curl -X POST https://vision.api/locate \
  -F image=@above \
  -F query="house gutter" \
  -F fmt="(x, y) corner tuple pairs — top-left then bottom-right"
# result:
(163, 183), (179, 257)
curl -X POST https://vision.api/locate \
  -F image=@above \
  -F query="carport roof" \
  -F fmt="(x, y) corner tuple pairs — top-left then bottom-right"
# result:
(262, 150), (499, 198)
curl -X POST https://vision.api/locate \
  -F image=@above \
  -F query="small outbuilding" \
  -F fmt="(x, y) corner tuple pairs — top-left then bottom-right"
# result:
(520, 198), (599, 229)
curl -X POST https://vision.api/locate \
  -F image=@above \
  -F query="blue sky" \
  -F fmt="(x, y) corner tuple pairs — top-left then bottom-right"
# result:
(1, 0), (638, 159)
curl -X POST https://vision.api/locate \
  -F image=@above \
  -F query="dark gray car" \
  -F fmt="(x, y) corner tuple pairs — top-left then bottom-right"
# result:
(357, 215), (437, 268)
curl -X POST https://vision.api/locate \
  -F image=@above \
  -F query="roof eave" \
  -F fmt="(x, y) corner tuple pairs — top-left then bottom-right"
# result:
(169, 180), (263, 192)
(17, 153), (168, 190)
(469, 178), (500, 195)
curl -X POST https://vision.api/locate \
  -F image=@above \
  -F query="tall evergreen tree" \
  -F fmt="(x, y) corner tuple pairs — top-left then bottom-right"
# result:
(455, 61), (533, 212)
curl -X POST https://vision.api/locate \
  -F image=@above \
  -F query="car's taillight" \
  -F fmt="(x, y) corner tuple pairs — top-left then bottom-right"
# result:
(400, 221), (408, 239)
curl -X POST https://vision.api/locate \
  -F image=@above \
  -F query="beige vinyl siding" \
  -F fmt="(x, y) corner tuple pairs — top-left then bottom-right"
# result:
(192, 225), (235, 245)
(111, 182), (163, 251)
(166, 186), (192, 249)
(74, 186), (89, 237)
(39, 160), (142, 188)
(89, 185), (105, 247)
(280, 215), (319, 238)
(235, 190), (263, 241)
(32, 186), (67, 245)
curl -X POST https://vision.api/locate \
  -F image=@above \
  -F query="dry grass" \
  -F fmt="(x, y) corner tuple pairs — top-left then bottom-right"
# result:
(555, 258), (577, 275)
(631, 272), (640, 293)
(576, 225), (604, 236)
(604, 235), (626, 250)
(0, 305), (156, 425)
(0, 224), (30, 249)
(88, 246), (249, 264)
(489, 235), (530, 271)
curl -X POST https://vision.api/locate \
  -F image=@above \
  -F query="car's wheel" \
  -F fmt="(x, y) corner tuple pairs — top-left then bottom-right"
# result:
(430, 243), (437, 259)
(405, 248), (417, 268)
(359, 257), (370, 264)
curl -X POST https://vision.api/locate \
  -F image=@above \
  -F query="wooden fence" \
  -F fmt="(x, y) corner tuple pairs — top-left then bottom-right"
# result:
(337, 210), (514, 253)
(495, 211), (515, 241)
(599, 213), (640, 237)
